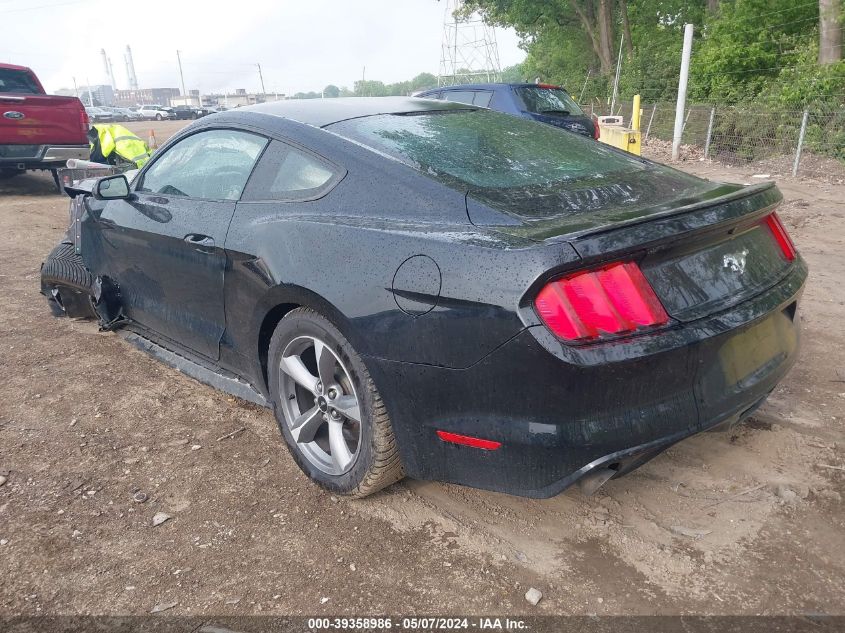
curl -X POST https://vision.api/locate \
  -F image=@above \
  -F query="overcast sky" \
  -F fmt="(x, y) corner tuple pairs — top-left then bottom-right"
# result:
(1, 0), (526, 95)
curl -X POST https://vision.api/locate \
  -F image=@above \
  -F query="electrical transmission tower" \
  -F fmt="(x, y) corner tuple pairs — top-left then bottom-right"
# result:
(438, 0), (501, 87)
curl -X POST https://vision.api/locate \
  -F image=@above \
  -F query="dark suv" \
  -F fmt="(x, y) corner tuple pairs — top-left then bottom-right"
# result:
(416, 83), (598, 139)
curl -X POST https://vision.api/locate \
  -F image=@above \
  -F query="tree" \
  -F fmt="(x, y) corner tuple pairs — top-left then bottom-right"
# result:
(323, 84), (340, 98)
(464, 0), (634, 75)
(354, 80), (388, 97)
(500, 63), (526, 82)
(409, 72), (438, 91)
(819, 0), (843, 64)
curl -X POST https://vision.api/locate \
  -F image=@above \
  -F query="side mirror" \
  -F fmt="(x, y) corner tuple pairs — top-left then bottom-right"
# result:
(94, 174), (131, 200)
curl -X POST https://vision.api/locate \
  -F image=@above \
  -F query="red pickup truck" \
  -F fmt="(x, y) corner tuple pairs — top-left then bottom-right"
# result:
(0, 63), (90, 183)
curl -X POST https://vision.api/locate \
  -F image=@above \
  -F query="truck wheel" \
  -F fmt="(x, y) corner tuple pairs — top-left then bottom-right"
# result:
(268, 307), (404, 498)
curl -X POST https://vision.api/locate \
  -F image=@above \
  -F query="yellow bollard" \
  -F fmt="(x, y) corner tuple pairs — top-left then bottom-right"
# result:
(631, 94), (641, 132)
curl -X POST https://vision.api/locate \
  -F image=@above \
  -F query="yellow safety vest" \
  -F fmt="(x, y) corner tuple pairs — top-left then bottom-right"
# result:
(92, 124), (151, 168)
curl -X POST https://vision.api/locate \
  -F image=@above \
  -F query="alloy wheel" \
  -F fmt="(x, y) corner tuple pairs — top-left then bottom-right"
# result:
(278, 335), (362, 475)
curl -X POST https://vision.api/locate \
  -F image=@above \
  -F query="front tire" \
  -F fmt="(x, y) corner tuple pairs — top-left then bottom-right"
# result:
(155, 113), (163, 121)
(268, 307), (404, 497)
(41, 241), (97, 319)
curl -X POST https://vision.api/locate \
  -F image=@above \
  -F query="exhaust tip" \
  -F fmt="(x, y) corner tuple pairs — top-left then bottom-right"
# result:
(578, 467), (617, 496)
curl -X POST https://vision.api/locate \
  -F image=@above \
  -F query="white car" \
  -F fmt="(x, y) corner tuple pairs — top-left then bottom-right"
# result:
(136, 105), (173, 121)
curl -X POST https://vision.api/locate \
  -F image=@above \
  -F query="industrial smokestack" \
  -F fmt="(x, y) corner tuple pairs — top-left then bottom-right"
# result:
(124, 55), (132, 91)
(125, 45), (139, 90)
(101, 49), (112, 88)
(107, 57), (117, 90)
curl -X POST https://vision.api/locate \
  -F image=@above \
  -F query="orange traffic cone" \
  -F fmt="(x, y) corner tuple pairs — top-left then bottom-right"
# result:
(148, 129), (158, 150)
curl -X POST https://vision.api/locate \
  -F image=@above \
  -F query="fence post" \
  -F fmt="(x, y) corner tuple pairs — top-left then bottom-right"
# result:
(645, 105), (656, 140)
(704, 106), (716, 159)
(672, 23), (694, 160)
(792, 109), (809, 177)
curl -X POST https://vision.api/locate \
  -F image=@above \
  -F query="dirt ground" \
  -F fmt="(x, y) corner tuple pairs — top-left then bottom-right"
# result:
(0, 120), (843, 618)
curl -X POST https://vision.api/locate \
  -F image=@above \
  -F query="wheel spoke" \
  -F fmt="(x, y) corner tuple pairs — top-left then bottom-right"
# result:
(328, 420), (353, 471)
(280, 354), (319, 394)
(314, 339), (337, 388)
(332, 395), (360, 423)
(290, 405), (324, 444)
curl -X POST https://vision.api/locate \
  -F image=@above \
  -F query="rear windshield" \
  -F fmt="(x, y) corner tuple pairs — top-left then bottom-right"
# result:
(328, 109), (647, 190)
(516, 86), (584, 117)
(0, 68), (41, 94)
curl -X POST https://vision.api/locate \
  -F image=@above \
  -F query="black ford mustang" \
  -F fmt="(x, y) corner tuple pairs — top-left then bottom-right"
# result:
(41, 97), (806, 499)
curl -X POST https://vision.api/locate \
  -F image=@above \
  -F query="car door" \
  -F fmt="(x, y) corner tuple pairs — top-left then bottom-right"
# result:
(98, 128), (268, 359)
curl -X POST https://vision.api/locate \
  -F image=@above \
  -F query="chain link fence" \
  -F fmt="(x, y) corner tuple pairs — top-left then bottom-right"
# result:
(586, 100), (845, 182)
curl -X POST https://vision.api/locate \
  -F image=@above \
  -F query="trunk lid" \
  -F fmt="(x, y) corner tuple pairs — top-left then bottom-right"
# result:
(466, 166), (743, 241)
(638, 207), (792, 322)
(468, 173), (793, 324)
(567, 182), (789, 323)
(0, 94), (88, 145)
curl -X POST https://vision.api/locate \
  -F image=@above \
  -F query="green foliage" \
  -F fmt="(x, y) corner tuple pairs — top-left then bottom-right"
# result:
(352, 73), (439, 97)
(465, 0), (843, 107)
(464, 0), (844, 164)
(690, 0), (826, 105)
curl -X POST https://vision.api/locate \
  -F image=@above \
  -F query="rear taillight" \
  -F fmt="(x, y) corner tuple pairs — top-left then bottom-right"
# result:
(79, 106), (89, 134)
(764, 212), (796, 261)
(591, 115), (600, 140)
(535, 261), (669, 342)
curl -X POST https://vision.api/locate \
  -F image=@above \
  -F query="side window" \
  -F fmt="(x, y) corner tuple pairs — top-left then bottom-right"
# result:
(443, 90), (475, 105)
(138, 129), (267, 201)
(473, 91), (494, 108)
(241, 140), (343, 202)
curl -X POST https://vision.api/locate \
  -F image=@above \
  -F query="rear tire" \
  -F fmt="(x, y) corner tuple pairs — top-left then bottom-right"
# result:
(268, 307), (404, 497)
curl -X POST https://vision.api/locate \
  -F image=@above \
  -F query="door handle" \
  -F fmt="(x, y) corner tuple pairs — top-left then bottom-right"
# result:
(184, 234), (215, 250)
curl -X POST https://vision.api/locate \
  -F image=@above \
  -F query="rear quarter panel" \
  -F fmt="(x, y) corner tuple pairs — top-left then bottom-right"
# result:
(213, 116), (581, 383)
(223, 173), (580, 375)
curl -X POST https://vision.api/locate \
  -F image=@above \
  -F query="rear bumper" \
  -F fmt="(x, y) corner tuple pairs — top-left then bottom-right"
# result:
(366, 259), (806, 498)
(0, 144), (89, 170)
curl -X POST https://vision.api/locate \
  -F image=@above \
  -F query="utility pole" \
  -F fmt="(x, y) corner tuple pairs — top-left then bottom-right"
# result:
(579, 69), (591, 103)
(672, 23), (694, 161)
(86, 76), (94, 107)
(72, 76), (79, 99)
(256, 64), (266, 95)
(176, 50), (187, 99)
(610, 34), (623, 114)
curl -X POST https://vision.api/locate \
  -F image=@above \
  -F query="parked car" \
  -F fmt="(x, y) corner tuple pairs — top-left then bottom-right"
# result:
(169, 105), (195, 120)
(416, 82), (599, 139)
(136, 105), (173, 121)
(99, 106), (142, 122)
(0, 62), (89, 182)
(41, 97), (805, 499)
(85, 106), (117, 123)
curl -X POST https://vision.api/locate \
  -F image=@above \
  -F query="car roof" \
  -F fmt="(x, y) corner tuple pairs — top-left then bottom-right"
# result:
(242, 96), (477, 128)
(419, 83), (566, 93)
(0, 62), (33, 72)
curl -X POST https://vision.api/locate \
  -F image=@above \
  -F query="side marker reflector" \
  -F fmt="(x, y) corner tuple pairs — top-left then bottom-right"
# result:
(436, 430), (501, 451)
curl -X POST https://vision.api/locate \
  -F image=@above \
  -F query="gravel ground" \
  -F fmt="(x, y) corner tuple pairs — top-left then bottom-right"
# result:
(0, 120), (843, 617)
